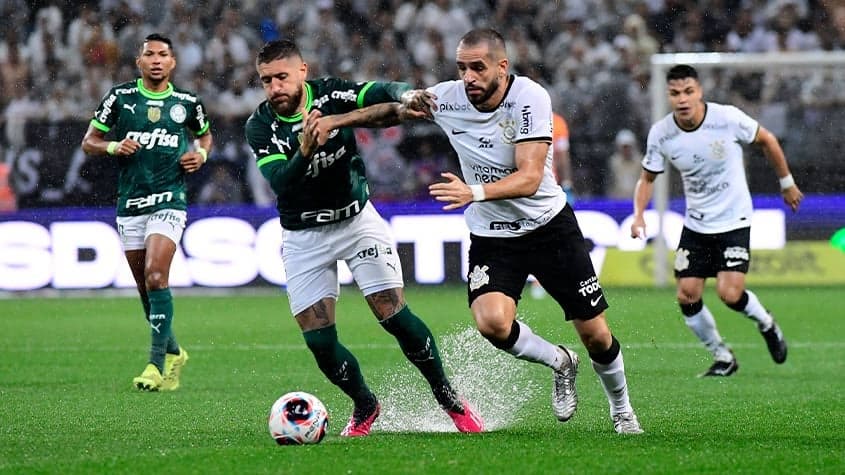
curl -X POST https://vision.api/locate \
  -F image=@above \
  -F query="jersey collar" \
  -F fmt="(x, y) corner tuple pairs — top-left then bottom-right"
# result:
(274, 82), (314, 123)
(673, 102), (708, 132)
(136, 78), (173, 99)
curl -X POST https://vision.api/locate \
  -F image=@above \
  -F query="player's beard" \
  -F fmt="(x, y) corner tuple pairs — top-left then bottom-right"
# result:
(465, 77), (499, 108)
(270, 85), (303, 117)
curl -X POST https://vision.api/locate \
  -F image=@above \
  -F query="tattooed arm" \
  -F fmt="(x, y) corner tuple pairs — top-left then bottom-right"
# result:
(311, 102), (430, 145)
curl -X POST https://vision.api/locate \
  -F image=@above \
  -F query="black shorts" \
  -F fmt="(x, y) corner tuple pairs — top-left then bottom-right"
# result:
(466, 204), (608, 321)
(674, 226), (751, 278)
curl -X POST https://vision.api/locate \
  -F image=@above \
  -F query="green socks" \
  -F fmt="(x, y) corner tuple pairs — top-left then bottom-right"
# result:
(141, 291), (180, 358)
(147, 288), (174, 373)
(380, 306), (459, 411)
(303, 325), (375, 408)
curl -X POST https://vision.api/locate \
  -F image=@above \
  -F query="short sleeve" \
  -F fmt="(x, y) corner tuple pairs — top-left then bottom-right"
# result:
(513, 82), (552, 144)
(90, 89), (119, 132)
(726, 105), (759, 144)
(642, 125), (666, 174)
(187, 97), (211, 136)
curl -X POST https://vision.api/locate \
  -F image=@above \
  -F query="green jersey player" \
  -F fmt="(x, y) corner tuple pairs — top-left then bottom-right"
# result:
(245, 39), (482, 436)
(81, 33), (213, 392)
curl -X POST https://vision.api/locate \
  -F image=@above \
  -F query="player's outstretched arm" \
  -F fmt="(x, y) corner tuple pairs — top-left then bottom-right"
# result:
(312, 104), (402, 146)
(631, 170), (657, 239)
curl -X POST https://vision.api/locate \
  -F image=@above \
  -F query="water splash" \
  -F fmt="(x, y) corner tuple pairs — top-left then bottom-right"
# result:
(372, 325), (544, 433)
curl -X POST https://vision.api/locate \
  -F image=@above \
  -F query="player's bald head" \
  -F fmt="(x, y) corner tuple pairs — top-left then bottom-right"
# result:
(458, 28), (507, 61)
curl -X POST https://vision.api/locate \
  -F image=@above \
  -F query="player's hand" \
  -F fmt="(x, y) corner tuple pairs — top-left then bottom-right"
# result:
(400, 90), (436, 120)
(111, 138), (141, 156)
(300, 109), (322, 157)
(782, 184), (803, 212)
(179, 151), (205, 173)
(630, 216), (646, 239)
(429, 172), (472, 210)
(311, 114), (336, 146)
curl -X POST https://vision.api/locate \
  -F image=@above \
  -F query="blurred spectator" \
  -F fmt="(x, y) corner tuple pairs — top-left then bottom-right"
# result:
(0, 160), (16, 212)
(355, 127), (416, 202)
(197, 162), (246, 205)
(0, 38), (29, 111)
(607, 129), (642, 200)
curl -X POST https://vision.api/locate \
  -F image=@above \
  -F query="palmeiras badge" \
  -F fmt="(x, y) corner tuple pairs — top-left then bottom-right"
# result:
(169, 104), (187, 123)
(148, 106), (161, 123)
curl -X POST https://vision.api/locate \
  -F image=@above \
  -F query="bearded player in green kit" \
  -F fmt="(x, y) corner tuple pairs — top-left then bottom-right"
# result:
(245, 39), (483, 436)
(82, 34), (212, 391)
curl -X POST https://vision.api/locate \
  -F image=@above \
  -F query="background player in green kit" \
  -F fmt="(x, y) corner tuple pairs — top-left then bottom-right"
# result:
(81, 34), (213, 391)
(244, 39), (483, 436)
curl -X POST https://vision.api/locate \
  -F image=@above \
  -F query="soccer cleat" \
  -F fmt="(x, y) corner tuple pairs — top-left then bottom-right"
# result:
(445, 398), (484, 433)
(700, 352), (739, 377)
(612, 412), (644, 434)
(340, 401), (381, 437)
(133, 363), (163, 391)
(760, 319), (787, 364)
(552, 345), (580, 421)
(161, 347), (189, 391)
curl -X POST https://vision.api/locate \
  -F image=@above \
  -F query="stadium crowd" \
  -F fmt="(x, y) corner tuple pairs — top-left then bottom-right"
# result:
(2, 0), (844, 208)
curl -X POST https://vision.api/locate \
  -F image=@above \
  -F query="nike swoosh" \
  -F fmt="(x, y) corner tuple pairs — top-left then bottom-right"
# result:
(726, 261), (744, 267)
(590, 296), (602, 306)
(451, 129), (468, 135)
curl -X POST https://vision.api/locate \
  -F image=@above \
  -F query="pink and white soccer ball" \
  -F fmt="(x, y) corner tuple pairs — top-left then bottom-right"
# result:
(268, 391), (329, 445)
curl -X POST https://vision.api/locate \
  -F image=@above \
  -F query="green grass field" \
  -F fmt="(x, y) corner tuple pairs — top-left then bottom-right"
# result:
(1, 285), (843, 474)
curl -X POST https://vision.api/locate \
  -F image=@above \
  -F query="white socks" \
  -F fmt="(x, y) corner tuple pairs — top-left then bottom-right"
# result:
(592, 351), (633, 416)
(506, 321), (563, 369)
(741, 290), (773, 330)
(685, 305), (733, 362)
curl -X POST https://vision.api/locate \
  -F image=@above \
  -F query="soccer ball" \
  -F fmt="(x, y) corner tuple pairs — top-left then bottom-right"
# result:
(268, 391), (329, 445)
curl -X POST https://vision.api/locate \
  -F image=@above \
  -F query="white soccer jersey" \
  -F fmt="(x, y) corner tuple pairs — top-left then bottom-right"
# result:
(642, 102), (759, 234)
(428, 75), (566, 237)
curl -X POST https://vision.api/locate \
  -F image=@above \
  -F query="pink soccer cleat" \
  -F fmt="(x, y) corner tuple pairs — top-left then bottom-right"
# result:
(340, 402), (381, 437)
(446, 398), (484, 433)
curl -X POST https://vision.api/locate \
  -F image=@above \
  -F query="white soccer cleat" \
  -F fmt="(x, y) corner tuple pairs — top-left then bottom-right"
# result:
(552, 345), (579, 421)
(612, 412), (644, 434)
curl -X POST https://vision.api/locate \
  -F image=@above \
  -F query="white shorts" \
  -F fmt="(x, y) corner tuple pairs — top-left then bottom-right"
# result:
(116, 209), (187, 251)
(283, 201), (404, 316)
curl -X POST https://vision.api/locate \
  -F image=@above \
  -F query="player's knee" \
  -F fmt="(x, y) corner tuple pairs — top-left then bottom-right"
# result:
(144, 270), (168, 290)
(676, 289), (700, 305)
(718, 287), (744, 306)
(481, 319), (519, 349)
(577, 325), (612, 354)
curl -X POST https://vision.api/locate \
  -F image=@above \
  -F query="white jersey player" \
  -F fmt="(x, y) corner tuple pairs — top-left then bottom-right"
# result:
(632, 64), (803, 377)
(426, 76), (566, 237)
(398, 28), (643, 434)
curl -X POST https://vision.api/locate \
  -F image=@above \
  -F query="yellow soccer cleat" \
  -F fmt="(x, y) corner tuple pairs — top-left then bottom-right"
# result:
(161, 347), (189, 391)
(133, 363), (163, 391)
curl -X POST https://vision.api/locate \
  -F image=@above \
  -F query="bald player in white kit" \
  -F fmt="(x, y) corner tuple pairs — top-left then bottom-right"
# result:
(398, 28), (642, 434)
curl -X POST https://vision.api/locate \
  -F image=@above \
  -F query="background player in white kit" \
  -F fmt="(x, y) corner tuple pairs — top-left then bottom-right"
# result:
(397, 28), (642, 434)
(630, 64), (803, 377)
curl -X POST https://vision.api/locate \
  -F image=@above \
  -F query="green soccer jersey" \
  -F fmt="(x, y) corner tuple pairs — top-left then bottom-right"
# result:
(245, 77), (410, 230)
(90, 78), (211, 216)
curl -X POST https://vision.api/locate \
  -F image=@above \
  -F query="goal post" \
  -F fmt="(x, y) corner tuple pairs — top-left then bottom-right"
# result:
(647, 51), (845, 286)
